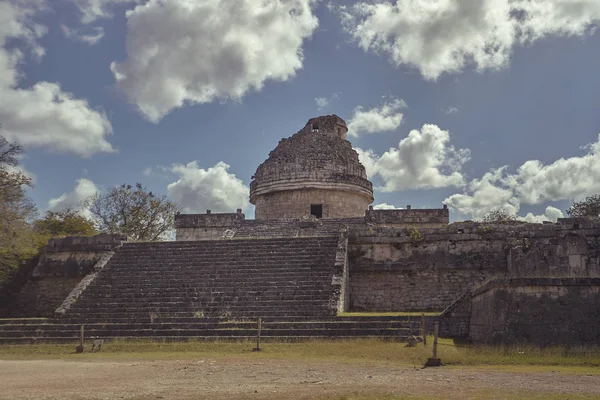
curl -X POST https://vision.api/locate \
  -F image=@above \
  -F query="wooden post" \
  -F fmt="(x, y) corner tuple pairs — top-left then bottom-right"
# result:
(425, 320), (441, 367)
(253, 318), (262, 352)
(432, 320), (439, 358)
(76, 325), (84, 353)
(421, 313), (427, 346)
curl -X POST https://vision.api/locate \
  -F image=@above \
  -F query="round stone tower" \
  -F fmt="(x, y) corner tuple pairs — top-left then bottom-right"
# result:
(250, 115), (374, 220)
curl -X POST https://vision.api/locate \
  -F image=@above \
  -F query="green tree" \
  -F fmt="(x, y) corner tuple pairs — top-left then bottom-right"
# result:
(0, 136), (41, 283)
(481, 209), (517, 223)
(566, 195), (600, 218)
(34, 209), (98, 238)
(89, 183), (180, 241)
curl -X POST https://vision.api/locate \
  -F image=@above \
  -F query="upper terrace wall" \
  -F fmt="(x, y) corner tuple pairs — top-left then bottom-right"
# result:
(174, 207), (450, 240)
(365, 206), (449, 228)
(175, 211), (245, 241)
(347, 218), (600, 312)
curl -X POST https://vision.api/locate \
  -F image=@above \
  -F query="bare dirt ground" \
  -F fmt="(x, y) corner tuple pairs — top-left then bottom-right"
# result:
(1, 358), (600, 400)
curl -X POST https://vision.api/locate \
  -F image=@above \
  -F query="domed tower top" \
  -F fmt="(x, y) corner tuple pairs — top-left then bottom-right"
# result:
(250, 115), (373, 220)
(305, 114), (349, 140)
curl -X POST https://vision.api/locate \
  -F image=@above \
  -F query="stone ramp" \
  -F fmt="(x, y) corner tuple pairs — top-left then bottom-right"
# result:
(0, 316), (422, 344)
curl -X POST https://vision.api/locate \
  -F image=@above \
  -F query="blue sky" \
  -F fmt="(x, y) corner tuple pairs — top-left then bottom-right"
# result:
(2, 0), (600, 223)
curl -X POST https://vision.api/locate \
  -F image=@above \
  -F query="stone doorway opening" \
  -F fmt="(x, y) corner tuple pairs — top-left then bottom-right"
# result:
(311, 204), (323, 219)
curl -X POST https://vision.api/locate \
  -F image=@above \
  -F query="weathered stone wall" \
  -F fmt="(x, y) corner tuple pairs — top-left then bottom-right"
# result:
(175, 211), (245, 241)
(348, 226), (508, 311)
(9, 234), (126, 317)
(347, 218), (600, 313)
(254, 188), (371, 220)
(470, 278), (600, 345)
(365, 207), (449, 228)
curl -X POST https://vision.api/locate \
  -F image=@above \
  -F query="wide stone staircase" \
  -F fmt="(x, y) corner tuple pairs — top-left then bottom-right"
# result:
(0, 237), (420, 343)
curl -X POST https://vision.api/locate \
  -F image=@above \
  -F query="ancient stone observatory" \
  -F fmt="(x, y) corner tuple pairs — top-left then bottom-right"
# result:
(250, 115), (374, 220)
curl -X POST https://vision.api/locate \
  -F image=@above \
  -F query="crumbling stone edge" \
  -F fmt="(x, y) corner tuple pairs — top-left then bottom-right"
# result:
(330, 228), (349, 314)
(54, 246), (122, 317)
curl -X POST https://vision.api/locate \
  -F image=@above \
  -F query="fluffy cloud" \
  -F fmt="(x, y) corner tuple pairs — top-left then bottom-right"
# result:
(444, 168), (520, 220)
(337, 0), (600, 80)
(166, 161), (250, 213)
(373, 203), (401, 210)
(347, 99), (406, 137)
(47, 178), (99, 219)
(520, 206), (564, 224)
(315, 97), (329, 110)
(445, 134), (600, 221)
(111, 0), (319, 122)
(315, 93), (339, 111)
(0, 1), (114, 157)
(61, 25), (105, 45)
(68, 0), (144, 24)
(357, 124), (470, 191)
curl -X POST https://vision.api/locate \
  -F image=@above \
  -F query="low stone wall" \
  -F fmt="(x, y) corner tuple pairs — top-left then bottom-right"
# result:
(9, 234), (126, 317)
(365, 207), (449, 228)
(175, 211), (245, 240)
(470, 278), (600, 346)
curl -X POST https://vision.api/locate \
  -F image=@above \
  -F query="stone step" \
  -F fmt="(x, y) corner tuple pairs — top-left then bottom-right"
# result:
(65, 306), (331, 315)
(97, 273), (333, 280)
(0, 335), (407, 345)
(109, 258), (334, 264)
(118, 240), (339, 248)
(58, 311), (336, 321)
(72, 297), (332, 307)
(0, 321), (415, 332)
(0, 328), (414, 339)
(71, 290), (329, 300)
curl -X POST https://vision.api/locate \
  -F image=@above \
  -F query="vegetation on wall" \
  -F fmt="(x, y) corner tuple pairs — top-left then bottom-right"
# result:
(481, 209), (517, 223)
(407, 227), (424, 243)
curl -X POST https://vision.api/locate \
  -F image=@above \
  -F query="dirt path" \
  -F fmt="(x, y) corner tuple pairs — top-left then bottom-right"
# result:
(1, 359), (599, 400)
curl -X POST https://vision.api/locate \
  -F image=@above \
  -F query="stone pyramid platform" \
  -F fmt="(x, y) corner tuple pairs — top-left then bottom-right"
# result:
(0, 236), (420, 343)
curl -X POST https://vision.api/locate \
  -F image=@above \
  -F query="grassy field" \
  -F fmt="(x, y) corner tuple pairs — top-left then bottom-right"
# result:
(1, 337), (599, 370)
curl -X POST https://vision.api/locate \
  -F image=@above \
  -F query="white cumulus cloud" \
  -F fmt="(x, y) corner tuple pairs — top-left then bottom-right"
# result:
(68, 0), (144, 24)
(520, 206), (564, 224)
(347, 99), (406, 137)
(315, 97), (330, 110)
(315, 92), (340, 111)
(444, 134), (600, 221)
(337, 0), (600, 80)
(357, 124), (470, 191)
(111, 0), (319, 122)
(166, 161), (250, 213)
(0, 1), (114, 157)
(372, 203), (401, 210)
(61, 24), (105, 45)
(47, 178), (99, 219)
